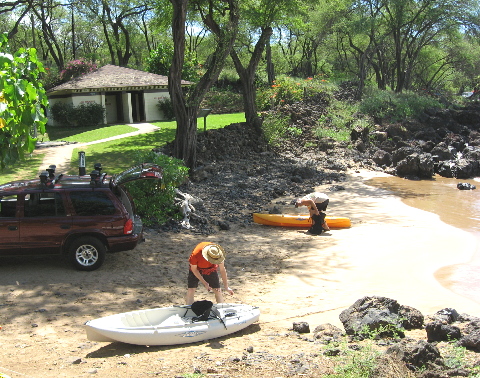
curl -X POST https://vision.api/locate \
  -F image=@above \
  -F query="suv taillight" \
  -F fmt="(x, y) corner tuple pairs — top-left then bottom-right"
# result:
(124, 218), (133, 235)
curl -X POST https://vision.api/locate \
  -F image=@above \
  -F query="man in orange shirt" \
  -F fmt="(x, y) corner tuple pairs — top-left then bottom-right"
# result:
(186, 242), (234, 305)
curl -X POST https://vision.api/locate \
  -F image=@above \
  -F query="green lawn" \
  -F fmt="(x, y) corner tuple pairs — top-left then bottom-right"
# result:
(46, 124), (138, 143)
(1, 113), (245, 180)
(67, 113), (245, 175)
(0, 153), (46, 185)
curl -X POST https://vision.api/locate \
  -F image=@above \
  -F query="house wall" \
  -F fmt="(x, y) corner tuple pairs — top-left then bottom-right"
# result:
(47, 88), (171, 126)
(122, 92), (132, 124)
(144, 90), (170, 122)
(105, 94), (118, 124)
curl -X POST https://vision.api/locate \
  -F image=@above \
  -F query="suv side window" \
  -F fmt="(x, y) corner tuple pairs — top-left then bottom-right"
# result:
(24, 193), (66, 217)
(0, 195), (18, 217)
(69, 191), (117, 216)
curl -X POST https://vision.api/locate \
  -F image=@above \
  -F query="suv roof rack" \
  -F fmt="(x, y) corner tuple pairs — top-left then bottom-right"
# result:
(39, 165), (64, 188)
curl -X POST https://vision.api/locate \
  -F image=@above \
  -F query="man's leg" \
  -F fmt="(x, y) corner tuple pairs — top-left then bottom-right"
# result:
(213, 288), (225, 303)
(186, 288), (196, 305)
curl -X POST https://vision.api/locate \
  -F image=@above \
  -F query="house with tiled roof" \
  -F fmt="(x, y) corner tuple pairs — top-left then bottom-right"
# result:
(47, 65), (192, 125)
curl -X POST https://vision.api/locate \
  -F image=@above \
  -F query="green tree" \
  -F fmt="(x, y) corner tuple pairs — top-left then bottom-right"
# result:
(169, 0), (239, 169)
(146, 43), (200, 82)
(0, 33), (48, 169)
(224, 0), (316, 132)
(342, 0), (480, 93)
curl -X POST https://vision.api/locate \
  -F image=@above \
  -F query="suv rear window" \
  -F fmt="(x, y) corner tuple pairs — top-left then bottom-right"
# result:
(69, 191), (117, 216)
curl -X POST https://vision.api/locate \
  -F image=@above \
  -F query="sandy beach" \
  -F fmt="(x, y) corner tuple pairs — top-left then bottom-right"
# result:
(1, 170), (479, 377)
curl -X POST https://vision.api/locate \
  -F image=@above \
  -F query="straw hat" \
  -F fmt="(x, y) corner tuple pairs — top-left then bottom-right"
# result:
(202, 244), (225, 264)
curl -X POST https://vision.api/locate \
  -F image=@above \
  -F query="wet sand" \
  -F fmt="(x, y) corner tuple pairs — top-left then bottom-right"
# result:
(264, 170), (480, 329)
(366, 173), (480, 308)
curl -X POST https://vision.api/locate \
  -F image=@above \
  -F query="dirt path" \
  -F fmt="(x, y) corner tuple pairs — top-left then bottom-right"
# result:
(36, 123), (159, 174)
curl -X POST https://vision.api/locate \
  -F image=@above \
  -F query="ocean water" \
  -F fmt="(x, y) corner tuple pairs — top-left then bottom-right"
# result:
(366, 175), (480, 305)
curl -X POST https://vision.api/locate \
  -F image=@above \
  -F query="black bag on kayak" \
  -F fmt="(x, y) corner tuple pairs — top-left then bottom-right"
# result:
(191, 300), (213, 321)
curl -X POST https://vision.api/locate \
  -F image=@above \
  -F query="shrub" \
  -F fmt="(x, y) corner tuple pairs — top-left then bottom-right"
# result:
(256, 75), (335, 111)
(157, 97), (175, 120)
(125, 151), (189, 226)
(41, 66), (62, 90)
(50, 102), (75, 126)
(202, 88), (243, 113)
(359, 89), (442, 123)
(315, 99), (373, 142)
(75, 103), (105, 127)
(50, 102), (105, 127)
(261, 113), (290, 147)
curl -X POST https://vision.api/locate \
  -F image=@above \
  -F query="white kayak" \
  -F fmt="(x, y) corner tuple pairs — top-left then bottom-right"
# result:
(85, 303), (260, 346)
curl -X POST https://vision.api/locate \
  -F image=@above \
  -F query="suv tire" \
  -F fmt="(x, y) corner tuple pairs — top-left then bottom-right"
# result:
(69, 237), (106, 271)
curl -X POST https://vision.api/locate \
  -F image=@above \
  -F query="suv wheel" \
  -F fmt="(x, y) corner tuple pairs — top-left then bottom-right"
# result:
(69, 237), (106, 271)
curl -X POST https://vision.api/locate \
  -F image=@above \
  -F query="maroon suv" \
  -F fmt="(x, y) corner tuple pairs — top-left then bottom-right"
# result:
(0, 163), (162, 271)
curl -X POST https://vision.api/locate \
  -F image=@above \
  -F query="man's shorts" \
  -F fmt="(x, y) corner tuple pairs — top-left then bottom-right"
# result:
(315, 199), (329, 211)
(187, 270), (220, 289)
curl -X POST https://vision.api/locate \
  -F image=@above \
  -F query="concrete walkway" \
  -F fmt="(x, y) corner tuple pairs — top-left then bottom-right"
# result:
(36, 123), (160, 175)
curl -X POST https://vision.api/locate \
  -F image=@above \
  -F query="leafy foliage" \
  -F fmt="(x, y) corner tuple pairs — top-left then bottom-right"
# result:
(146, 44), (200, 82)
(261, 112), (291, 147)
(125, 151), (189, 226)
(256, 75), (334, 111)
(359, 89), (442, 123)
(157, 97), (175, 120)
(59, 59), (97, 82)
(324, 341), (381, 378)
(316, 98), (374, 142)
(0, 33), (48, 170)
(202, 88), (243, 113)
(50, 102), (105, 127)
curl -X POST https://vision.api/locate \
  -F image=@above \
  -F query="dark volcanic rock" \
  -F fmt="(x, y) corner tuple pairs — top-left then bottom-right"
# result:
(339, 296), (424, 338)
(385, 339), (444, 371)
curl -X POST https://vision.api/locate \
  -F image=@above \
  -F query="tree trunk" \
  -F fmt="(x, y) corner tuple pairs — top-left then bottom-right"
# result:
(169, 0), (239, 169)
(230, 26), (272, 134)
(265, 37), (275, 85)
(173, 105), (198, 169)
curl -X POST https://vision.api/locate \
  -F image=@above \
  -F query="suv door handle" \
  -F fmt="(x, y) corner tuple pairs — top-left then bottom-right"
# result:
(8, 225), (18, 231)
(60, 224), (71, 229)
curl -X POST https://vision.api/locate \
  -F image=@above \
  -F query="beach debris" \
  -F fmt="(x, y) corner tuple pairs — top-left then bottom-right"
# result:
(174, 189), (196, 229)
(457, 182), (476, 190)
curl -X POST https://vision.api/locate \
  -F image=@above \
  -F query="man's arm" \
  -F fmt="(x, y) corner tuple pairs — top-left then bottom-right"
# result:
(190, 264), (211, 291)
(218, 263), (234, 295)
(298, 199), (319, 215)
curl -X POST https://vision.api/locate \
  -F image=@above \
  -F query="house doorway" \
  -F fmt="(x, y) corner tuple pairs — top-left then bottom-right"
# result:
(130, 91), (146, 122)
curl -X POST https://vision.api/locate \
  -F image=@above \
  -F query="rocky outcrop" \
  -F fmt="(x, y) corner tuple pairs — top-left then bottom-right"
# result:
(338, 296), (424, 338)
(369, 105), (480, 179)
(309, 298), (480, 377)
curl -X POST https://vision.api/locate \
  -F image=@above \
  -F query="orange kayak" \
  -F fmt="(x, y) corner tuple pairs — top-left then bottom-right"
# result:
(253, 213), (351, 228)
